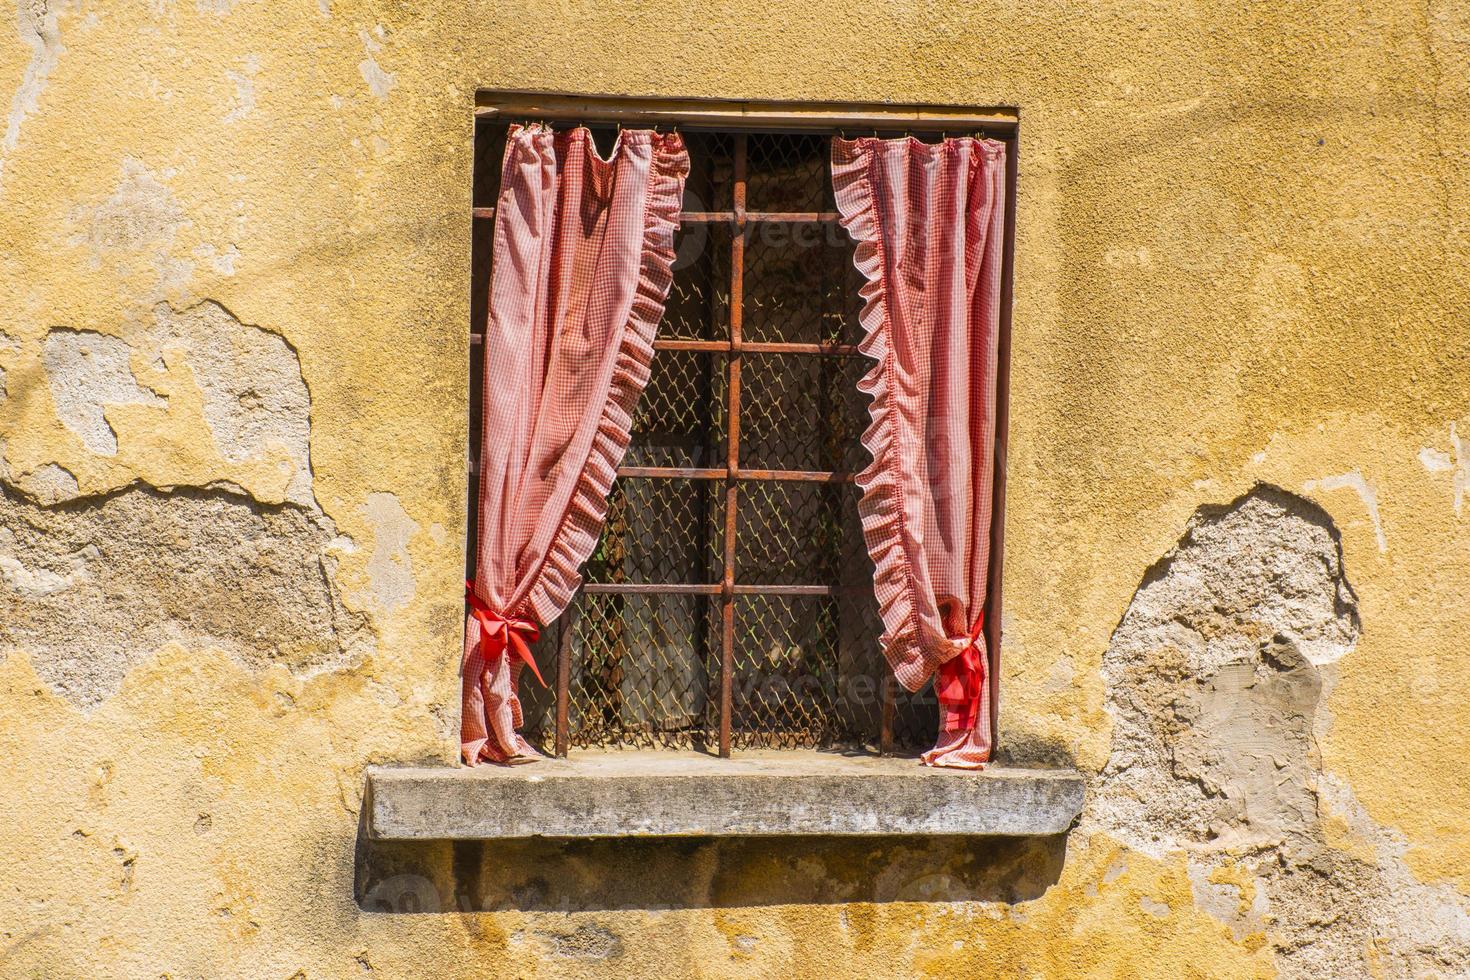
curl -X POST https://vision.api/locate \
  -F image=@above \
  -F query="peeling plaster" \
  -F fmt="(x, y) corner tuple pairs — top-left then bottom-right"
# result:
(0, 524), (89, 595)
(1451, 422), (1468, 517)
(1419, 446), (1452, 472)
(1094, 486), (1470, 977)
(1418, 424), (1470, 517)
(357, 27), (396, 98)
(358, 491), (417, 614)
(1, 0), (69, 193)
(69, 157), (189, 262)
(42, 328), (165, 456)
(148, 301), (313, 506)
(1304, 469), (1387, 552)
(222, 54), (259, 124)
(12, 462), (78, 505)
(0, 482), (370, 710)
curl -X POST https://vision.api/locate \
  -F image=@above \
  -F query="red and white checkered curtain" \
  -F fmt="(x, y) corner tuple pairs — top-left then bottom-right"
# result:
(463, 125), (690, 765)
(832, 136), (1008, 769)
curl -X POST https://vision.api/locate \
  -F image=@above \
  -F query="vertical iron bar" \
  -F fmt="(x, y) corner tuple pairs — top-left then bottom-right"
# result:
(555, 597), (573, 757)
(697, 139), (719, 750)
(984, 130), (1019, 761)
(880, 674), (895, 755)
(718, 134), (747, 758)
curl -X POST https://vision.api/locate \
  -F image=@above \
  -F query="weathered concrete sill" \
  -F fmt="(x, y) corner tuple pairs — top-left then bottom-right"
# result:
(366, 751), (1085, 840)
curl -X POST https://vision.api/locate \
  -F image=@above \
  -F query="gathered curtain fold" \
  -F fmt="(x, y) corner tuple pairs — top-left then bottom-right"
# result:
(831, 135), (1008, 769)
(463, 124), (690, 765)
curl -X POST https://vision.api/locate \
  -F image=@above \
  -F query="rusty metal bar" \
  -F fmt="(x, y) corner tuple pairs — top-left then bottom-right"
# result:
(474, 335), (862, 356)
(555, 604), (573, 757)
(478, 207), (839, 225)
(680, 211), (840, 224)
(473, 462), (853, 485)
(718, 134), (746, 759)
(582, 583), (838, 597)
(734, 468), (853, 483)
(616, 465), (854, 483)
(653, 338), (860, 356)
(476, 208), (839, 225)
(617, 466), (726, 480)
(585, 582), (717, 596)
(880, 675), (896, 755)
(983, 130), (1019, 761)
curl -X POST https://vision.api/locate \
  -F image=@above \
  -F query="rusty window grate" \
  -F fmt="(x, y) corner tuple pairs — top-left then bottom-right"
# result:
(469, 97), (1017, 758)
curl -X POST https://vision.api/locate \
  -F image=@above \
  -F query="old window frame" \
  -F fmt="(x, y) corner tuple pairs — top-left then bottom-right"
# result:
(469, 92), (1019, 760)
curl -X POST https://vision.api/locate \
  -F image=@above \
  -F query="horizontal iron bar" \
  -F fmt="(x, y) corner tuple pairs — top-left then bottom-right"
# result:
(470, 334), (861, 357)
(680, 211), (840, 224)
(616, 466), (855, 483)
(653, 339), (860, 356)
(473, 208), (839, 224)
(581, 582), (837, 597)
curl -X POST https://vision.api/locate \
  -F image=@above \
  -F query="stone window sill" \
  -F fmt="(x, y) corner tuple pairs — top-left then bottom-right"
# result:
(366, 751), (1084, 840)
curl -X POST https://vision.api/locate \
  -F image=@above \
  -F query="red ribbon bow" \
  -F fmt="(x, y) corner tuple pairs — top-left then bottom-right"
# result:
(465, 581), (545, 688)
(935, 611), (985, 733)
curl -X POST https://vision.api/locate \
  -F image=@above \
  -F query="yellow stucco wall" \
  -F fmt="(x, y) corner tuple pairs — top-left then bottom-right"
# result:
(2, 1), (1468, 976)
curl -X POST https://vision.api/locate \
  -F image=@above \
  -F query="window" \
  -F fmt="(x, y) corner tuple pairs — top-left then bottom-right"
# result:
(469, 95), (1016, 759)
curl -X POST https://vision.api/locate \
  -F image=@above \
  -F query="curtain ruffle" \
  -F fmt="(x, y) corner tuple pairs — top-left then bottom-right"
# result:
(463, 127), (690, 765)
(521, 133), (689, 624)
(832, 135), (1008, 769)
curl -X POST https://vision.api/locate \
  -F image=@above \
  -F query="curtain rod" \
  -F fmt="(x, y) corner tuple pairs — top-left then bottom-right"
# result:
(473, 94), (1018, 135)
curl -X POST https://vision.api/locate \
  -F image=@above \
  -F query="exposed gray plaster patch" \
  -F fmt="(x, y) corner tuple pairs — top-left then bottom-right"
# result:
(0, 523), (89, 595)
(148, 301), (313, 505)
(1420, 446), (1452, 472)
(43, 329), (165, 456)
(357, 27), (396, 98)
(1091, 485), (1470, 978)
(1186, 862), (1268, 941)
(1304, 469), (1387, 552)
(0, 482), (371, 710)
(1451, 421), (1468, 517)
(193, 242), (240, 275)
(13, 462), (78, 505)
(358, 492), (417, 615)
(71, 158), (188, 259)
(1138, 896), (1171, 918)
(222, 54), (258, 123)
(2, 0), (69, 192)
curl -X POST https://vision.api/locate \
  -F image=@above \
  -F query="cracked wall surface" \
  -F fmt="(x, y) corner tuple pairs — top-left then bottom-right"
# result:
(0, 482), (369, 710)
(1093, 487), (1470, 978)
(2, 0), (1470, 976)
